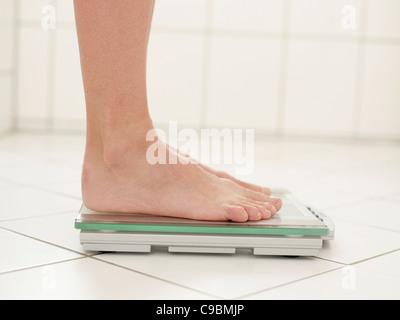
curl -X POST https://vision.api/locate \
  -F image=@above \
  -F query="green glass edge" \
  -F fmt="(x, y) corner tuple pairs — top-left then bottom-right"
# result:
(75, 221), (329, 236)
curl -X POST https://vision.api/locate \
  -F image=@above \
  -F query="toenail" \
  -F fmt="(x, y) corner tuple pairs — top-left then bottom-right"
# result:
(270, 197), (281, 207)
(262, 187), (271, 194)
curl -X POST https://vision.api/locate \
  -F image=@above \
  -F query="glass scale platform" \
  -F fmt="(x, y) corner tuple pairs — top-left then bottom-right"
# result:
(75, 189), (334, 256)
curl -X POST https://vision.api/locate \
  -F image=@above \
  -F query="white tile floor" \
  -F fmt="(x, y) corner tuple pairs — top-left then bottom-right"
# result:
(0, 132), (399, 299)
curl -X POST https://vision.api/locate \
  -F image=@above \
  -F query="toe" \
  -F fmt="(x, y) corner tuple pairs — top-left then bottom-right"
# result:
(245, 189), (282, 212)
(224, 204), (248, 222)
(243, 205), (262, 221)
(261, 187), (272, 195)
(264, 202), (277, 215)
(258, 205), (271, 219)
(269, 197), (282, 211)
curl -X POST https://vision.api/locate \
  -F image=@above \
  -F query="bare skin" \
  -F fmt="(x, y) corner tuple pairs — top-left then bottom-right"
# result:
(74, 0), (281, 222)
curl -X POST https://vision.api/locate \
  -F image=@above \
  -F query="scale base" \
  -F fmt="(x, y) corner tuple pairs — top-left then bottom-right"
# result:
(79, 230), (324, 257)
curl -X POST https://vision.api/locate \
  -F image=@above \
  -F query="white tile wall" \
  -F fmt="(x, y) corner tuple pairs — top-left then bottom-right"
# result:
(283, 40), (358, 136)
(0, 77), (12, 133)
(54, 29), (85, 123)
(0, 25), (13, 71)
(211, 0), (284, 33)
(147, 33), (204, 127)
(6, 0), (400, 140)
(16, 27), (49, 128)
(19, 0), (53, 23)
(152, 0), (206, 30)
(206, 36), (281, 130)
(55, 0), (75, 25)
(0, 0), (14, 23)
(359, 44), (400, 138)
(0, 0), (14, 134)
(366, 0), (400, 39)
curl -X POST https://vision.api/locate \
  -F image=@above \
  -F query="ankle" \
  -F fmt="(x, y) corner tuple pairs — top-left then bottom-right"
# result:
(95, 119), (154, 167)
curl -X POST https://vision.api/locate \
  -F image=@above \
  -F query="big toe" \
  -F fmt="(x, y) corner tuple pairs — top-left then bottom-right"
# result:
(223, 204), (248, 222)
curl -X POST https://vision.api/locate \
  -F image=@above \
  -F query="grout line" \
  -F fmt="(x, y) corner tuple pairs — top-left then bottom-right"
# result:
(0, 208), (78, 224)
(332, 216), (400, 234)
(0, 225), (93, 258)
(0, 256), (87, 276)
(5, 124), (400, 143)
(313, 255), (348, 265)
(15, 19), (400, 47)
(235, 264), (344, 300)
(322, 190), (400, 211)
(143, 24), (400, 46)
(89, 255), (223, 299)
(0, 176), (82, 202)
(349, 248), (400, 266)
(0, 226), (92, 267)
(237, 248), (400, 299)
(17, 20), (75, 29)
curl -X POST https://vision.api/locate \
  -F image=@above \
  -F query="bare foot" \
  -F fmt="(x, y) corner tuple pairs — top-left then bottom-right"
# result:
(170, 145), (272, 196)
(81, 125), (281, 222)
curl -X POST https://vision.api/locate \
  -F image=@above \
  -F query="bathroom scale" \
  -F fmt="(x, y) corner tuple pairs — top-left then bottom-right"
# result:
(74, 189), (334, 256)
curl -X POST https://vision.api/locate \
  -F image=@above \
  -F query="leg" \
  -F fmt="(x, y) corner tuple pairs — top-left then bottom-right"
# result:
(74, 0), (281, 222)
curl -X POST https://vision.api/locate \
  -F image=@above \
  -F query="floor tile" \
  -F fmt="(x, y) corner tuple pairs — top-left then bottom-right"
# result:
(354, 250), (400, 277)
(243, 265), (400, 300)
(291, 162), (400, 208)
(0, 211), (84, 254)
(283, 177), (370, 210)
(326, 199), (400, 232)
(0, 257), (214, 299)
(318, 220), (400, 264)
(1, 132), (399, 299)
(98, 249), (341, 299)
(284, 141), (400, 173)
(0, 184), (81, 220)
(0, 228), (81, 274)
(0, 133), (85, 166)
(42, 180), (81, 199)
(0, 156), (80, 188)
